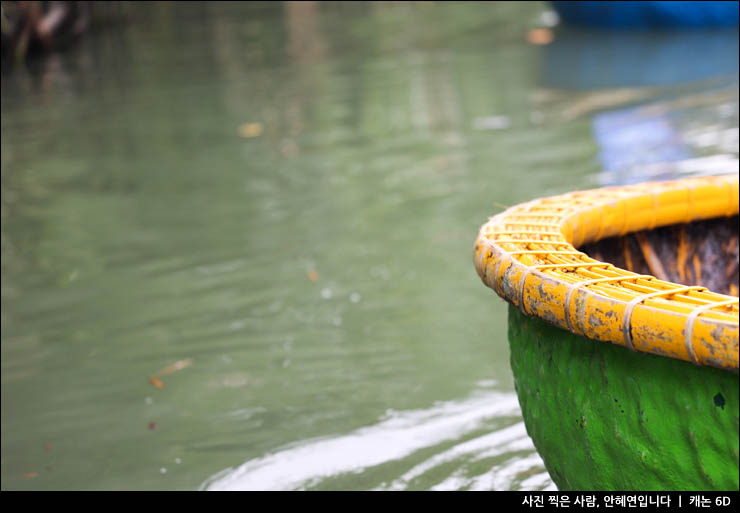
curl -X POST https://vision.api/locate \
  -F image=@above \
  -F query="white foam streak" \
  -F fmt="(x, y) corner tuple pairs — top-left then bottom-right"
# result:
(203, 391), (537, 491)
(381, 422), (531, 490)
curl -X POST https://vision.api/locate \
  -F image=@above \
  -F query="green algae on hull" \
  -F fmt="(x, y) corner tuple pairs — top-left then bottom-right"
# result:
(508, 305), (739, 491)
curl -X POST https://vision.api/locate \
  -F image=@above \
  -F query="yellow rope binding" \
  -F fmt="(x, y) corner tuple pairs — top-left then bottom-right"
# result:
(474, 174), (739, 372)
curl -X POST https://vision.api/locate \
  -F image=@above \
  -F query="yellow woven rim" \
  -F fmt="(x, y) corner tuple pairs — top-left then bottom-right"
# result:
(474, 174), (739, 372)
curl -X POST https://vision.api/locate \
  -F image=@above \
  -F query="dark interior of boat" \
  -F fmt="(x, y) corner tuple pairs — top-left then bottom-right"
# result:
(579, 215), (739, 297)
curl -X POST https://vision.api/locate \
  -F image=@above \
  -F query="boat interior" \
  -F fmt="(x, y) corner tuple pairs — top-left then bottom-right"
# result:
(579, 215), (739, 297)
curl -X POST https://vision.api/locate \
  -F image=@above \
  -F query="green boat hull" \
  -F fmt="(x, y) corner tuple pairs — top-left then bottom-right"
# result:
(508, 305), (739, 490)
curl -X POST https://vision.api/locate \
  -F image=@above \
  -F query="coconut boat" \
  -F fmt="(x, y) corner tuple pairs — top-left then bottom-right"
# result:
(473, 174), (739, 490)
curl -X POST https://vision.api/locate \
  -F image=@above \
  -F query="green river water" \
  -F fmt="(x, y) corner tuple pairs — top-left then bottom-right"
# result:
(1, 2), (737, 491)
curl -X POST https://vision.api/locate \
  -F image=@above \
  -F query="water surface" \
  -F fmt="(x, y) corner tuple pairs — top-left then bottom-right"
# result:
(2, 2), (737, 490)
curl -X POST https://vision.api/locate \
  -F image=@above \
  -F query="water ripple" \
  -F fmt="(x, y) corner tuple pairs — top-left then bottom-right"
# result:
(202, 390), (553, 491)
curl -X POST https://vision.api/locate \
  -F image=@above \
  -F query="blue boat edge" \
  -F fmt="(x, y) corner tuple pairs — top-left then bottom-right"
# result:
(551, 1), (740, 29)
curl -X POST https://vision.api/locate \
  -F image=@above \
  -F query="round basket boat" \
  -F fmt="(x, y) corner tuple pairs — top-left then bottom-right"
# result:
(473, 174), (739, 491)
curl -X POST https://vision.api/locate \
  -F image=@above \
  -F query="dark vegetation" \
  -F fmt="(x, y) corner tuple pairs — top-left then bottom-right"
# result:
(1, 1), (130, 66)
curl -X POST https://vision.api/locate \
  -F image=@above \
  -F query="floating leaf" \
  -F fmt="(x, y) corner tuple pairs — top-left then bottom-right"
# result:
(153, 358), (193, 378)
(526, 28), (554, 45)
(149, 376), (165, 389)
(239, 122), (263, 138)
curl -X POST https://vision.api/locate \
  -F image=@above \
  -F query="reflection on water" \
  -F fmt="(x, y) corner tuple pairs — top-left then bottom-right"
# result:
(203, 387), (553, 491)
(1, 2), (737, 490)
(538, 25), (738, 186)
(541, 28), (738, 90)
(591, 93), (738, 185)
